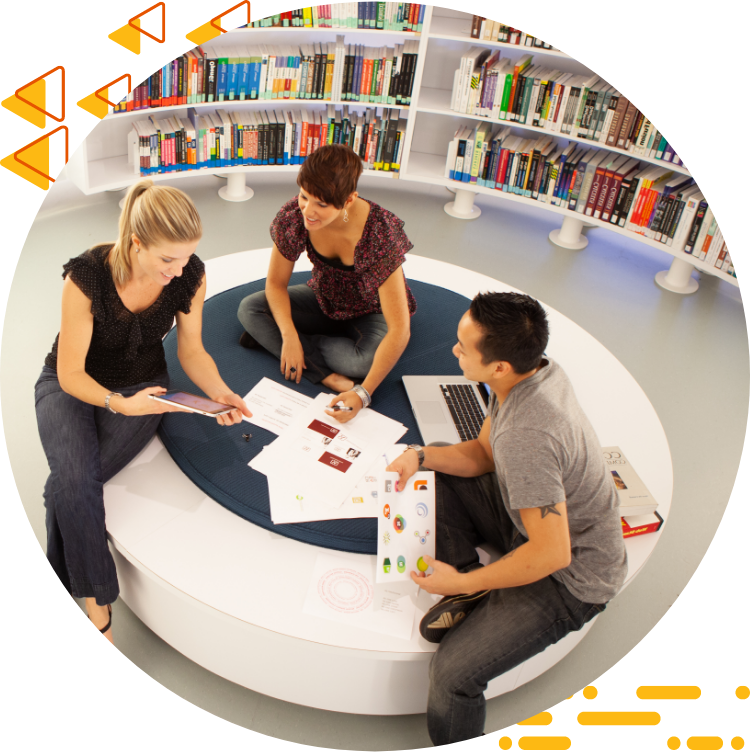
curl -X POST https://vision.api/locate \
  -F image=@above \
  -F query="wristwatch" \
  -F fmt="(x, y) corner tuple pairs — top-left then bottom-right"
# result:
(105, 392), (123, 414)
(407, 444), (425, 464)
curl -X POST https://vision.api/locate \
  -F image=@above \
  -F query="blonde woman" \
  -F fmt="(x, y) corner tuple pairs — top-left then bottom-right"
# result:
(35, 180), (251, 643)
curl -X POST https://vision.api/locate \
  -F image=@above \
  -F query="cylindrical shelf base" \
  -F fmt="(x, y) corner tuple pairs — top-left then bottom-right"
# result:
(219, 172), (254, 202)
(549, 217), (588, 250)
(655, 258), (699, 294)
(444, 188), (481, 220)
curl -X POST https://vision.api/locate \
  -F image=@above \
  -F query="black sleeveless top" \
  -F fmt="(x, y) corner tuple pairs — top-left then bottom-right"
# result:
(44, 244), (205, 390)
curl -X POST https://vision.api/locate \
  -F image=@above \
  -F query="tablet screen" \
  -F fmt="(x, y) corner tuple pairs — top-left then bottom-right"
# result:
(161, 391), (232, 414)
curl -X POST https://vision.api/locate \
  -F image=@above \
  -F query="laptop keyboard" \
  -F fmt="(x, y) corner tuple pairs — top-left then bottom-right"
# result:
(440, 384), (486, 441)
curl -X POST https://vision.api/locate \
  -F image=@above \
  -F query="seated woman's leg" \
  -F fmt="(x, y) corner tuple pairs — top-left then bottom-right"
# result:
(314, 313), (389, 380)
(35, 369), (165, 607)
(237, 284), (347, 384)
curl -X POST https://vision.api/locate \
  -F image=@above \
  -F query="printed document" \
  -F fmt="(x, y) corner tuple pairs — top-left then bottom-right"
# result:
(242, 377), (314, 435)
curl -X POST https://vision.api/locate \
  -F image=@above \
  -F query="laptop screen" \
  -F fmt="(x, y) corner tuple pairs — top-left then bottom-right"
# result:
(477, 382), (491, 406)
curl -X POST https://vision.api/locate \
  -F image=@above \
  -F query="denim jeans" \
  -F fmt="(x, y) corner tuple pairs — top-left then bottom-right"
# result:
(237, 284), (388, 384)
(34, 366), (169, 606)
(427, 472), (606, 745)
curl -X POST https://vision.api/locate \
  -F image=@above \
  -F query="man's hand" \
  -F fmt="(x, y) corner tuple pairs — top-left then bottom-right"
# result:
(410, 555), (467, 596)
(324, 391), (363, 423)
(385, 447), (421, 491)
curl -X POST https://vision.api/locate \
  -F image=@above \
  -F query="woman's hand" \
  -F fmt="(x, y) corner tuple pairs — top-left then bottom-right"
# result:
(324, 390), (364, 424)
(280, 335), (306, 384)
(116, 387), (186, 416)
(212, 393), (252, 426)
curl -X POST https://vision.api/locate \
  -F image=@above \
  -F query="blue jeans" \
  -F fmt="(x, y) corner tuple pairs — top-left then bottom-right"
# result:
(237, 284), (388, 384)
(427, 472), (606, 745)
(34, 366), (169, 606)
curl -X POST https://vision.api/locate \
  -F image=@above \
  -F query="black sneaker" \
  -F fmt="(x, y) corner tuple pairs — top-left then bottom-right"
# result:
(419, 590), (491, 644)
(239, 331), (259, 349)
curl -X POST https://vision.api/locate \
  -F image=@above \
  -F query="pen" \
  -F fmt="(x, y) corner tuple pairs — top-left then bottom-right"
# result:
(332, 405), (353, 412)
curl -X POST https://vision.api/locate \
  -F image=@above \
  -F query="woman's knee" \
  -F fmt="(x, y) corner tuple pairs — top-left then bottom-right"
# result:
(237, 290), (269, 328)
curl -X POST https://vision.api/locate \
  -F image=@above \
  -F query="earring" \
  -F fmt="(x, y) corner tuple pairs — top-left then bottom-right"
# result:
(343, 208), (349, 223)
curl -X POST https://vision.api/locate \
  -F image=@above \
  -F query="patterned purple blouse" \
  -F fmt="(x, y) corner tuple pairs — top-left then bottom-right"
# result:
(270, 197), (417, 321)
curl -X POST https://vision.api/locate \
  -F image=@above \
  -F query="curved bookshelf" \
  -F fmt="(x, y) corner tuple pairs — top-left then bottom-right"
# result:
(67, 3), (735, 293)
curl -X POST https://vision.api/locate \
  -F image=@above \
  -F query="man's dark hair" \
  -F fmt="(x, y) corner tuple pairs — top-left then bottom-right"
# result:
(469, 292), (549, 374)
(297, 144), (363, 208)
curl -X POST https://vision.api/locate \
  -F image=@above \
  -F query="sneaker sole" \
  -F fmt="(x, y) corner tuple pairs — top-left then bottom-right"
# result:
(420, 590), (490, 643)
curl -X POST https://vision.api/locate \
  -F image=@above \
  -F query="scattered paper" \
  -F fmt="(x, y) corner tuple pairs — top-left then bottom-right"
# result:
(268, 445), (407, 524)
(302, 551), (417, 640)
(242, 377), (314, 434)
(376, 471), (436, 583)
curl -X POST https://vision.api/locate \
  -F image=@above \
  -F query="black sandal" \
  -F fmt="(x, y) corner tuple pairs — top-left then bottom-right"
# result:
(90, 603), (112, 634)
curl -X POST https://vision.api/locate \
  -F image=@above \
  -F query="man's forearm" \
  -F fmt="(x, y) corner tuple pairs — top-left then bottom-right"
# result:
(422, 441), (494, 478)
(361, 330), (409, 395)
(461, 541), (567, 592)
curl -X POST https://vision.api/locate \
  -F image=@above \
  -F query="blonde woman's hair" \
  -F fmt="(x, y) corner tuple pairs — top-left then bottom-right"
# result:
(108, 180), (202, 285)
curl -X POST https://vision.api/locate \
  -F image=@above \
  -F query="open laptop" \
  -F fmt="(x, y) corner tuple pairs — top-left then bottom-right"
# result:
(402, 376), (491, 445)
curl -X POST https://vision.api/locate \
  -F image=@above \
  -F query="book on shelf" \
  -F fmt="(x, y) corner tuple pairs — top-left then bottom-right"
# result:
(621, 511), (664, 539)
(248, 4), (425, 32)
(602, 447), (658, 518)
(468, 16), (556, 50)
(128, 104), (405, 175)
(114, 38), (419, 113)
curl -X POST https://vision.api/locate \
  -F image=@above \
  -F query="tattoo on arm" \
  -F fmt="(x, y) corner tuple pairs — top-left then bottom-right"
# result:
(499, 548), (518, 563)
(540, 504), (562, 519)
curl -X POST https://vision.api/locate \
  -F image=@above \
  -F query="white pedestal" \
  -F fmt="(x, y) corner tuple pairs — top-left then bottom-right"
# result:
(655, 257), (700, 294)
(549, 216), (589, 250)
(444, 188), (481, 220)
(218, 172), (254, 202)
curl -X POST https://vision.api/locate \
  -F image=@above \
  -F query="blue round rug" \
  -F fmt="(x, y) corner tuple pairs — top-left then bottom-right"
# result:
(158, 272), (469, 554)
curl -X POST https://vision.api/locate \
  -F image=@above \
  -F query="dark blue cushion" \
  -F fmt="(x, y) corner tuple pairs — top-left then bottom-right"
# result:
(159, 273), (469, 554)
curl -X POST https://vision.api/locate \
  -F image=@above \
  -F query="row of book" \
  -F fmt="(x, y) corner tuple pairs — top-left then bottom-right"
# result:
(114, 39), (419, 113)
(469, 15), (555, 50)
(247, 3), (425, 31)
(129, 106), (406, 175)
(444, 126), (733, 277)
(450, 50), (682, 166)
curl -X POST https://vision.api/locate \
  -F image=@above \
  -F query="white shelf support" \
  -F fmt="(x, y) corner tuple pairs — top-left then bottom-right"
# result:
(549, 216), (589, 250)
(655, 257), (699, 294)
(444, 187), (481, 220)
(219, 172), (254, 202)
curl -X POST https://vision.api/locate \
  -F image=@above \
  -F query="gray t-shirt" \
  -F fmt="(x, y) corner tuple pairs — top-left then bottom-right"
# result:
(489, 358), (627, 603)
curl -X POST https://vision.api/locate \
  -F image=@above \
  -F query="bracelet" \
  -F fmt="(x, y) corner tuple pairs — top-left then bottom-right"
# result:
(352, 384), (371, 409)
(105, 392), (123, 414)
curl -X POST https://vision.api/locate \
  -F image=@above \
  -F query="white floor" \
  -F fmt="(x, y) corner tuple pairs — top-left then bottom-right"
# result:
(2, 170), (747, 750)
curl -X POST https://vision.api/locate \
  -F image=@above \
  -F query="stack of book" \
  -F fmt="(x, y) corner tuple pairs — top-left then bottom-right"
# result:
(469, 16), (555, 49)
(444, 128), (732, 276)
(248, 3), (425, 31)
(602, 447), (664, 539)
(449, 53), (682, 167)
(114, 39), (419, 112)
(129, 105), (406, 175)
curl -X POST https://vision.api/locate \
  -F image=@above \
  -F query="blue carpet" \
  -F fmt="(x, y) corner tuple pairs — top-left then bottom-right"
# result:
(158, 273), (469, 554)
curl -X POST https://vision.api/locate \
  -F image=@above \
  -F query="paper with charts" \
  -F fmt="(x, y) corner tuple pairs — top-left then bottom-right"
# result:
(302, 551), (417, 640)
(376, 471), (436, 584)
(267, 445), (407, 524)
(250, 393), (407, 509)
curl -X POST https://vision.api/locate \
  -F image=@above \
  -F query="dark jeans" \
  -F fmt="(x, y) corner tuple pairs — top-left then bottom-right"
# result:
(34, 366), (169, 606)
(428, 472), (606, 746)
(237, 284), (388, 384)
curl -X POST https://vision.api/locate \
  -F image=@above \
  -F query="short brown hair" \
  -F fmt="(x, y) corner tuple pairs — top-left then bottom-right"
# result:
(297, 144), (363, 208)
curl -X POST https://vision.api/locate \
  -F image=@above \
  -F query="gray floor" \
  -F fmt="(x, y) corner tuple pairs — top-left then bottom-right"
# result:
(2, 169), (747, 749)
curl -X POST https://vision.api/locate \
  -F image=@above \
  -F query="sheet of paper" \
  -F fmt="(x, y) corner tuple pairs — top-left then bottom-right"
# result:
(242, 377), (314, 435)
(269, 445), (407, 524)
(256, 394), (407, 508)
(302, 551), (417, 640)
(376, 471), (437, 584)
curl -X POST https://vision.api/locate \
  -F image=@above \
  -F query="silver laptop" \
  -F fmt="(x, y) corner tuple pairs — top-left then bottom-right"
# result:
(402, 376), (491, 445)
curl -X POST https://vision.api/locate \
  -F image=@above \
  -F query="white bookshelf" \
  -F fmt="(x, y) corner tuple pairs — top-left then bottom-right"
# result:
(66, 4), (735, 292)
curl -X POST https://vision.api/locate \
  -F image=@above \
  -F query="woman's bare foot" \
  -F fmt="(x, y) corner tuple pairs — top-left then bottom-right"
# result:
(86, 598), (114, 644)
(322, 373), (355, 393)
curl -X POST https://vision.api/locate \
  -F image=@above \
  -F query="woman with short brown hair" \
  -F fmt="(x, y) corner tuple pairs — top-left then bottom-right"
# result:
(237, 144), (416, 423)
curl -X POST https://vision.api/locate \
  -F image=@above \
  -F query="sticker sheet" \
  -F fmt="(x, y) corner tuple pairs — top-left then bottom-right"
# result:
(376, 471), (436, 584)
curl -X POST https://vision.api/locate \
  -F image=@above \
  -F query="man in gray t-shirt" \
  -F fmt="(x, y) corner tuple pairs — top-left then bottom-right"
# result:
(387, 292), (627, 746)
